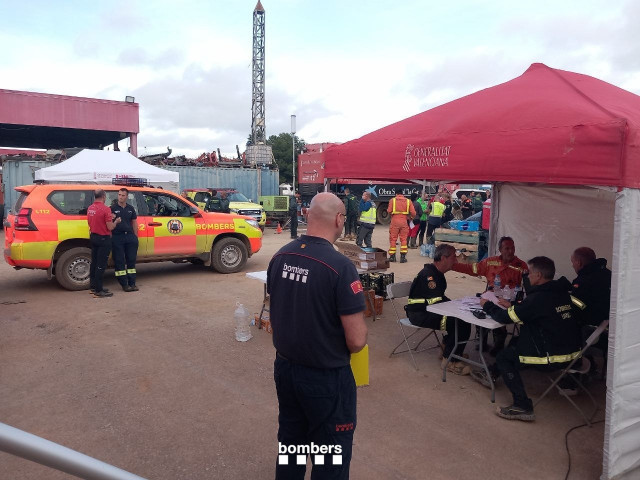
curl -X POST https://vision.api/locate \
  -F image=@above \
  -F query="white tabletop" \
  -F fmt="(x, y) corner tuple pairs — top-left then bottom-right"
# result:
(246, 270), (268, 283)
(427, 296), (503, 329)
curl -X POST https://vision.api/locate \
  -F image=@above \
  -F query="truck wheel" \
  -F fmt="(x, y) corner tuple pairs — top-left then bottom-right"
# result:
(377, 203), (391, 225)
(55, 247), (92, 290)
(211, 237), (248, 273)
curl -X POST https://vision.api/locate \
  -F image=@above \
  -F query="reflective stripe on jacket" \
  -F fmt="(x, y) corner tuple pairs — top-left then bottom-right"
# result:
(391, 197), (410, 214)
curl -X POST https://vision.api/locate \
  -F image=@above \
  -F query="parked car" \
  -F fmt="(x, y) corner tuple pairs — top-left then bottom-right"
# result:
(3, 184), (263, 290)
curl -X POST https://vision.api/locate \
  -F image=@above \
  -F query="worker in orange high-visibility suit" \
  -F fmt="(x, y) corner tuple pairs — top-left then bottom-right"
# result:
(387, 193), (416, 263)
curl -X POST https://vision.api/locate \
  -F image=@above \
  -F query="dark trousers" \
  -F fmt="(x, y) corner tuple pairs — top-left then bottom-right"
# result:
(112, 233), (138, 287)
(356, 223), (374, 248)
(407, 310), (471, 358)
(494, 345), (533, 410)
(290, 212), (298, 238)
(274, 355), (356, 480)
(426, 217), (442, 237)
(417, 220), (427, 244)
(345, 214), (358, 236)
(90, 234), (111, 292)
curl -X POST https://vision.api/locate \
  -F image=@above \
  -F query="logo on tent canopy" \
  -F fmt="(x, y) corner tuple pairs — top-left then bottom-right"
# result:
(404, 144), (451, 172)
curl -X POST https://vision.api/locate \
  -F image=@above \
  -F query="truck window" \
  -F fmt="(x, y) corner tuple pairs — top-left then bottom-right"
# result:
(105, 190), (141, 214)
(48, 190), (93, 215)
(142, 193), (193, 217)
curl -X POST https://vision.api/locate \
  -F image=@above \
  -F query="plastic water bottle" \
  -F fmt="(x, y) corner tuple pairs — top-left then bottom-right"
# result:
(420, 244), (428, 257)
(494, 274), (502, 298)
(234, 303), (253, 342)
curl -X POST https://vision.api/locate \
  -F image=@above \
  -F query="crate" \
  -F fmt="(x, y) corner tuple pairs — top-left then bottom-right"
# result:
(359, 272), (394, 299)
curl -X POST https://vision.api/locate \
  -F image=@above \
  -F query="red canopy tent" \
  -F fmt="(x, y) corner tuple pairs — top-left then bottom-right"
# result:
(325, 63), (640, 480)
(324, 63), (640, 188)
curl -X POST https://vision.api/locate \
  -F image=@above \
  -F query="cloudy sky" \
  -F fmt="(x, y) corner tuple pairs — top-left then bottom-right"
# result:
(2, 0), (639, 157)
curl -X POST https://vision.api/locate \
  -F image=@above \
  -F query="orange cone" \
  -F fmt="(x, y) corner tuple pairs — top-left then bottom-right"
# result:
(276, 223), (282, 234)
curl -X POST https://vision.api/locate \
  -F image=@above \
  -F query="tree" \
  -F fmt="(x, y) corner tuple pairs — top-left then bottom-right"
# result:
(247, 132), (306, 186)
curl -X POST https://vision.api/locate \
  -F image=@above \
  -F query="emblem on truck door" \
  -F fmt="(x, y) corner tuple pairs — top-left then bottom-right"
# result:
(167, 219), (184, 234)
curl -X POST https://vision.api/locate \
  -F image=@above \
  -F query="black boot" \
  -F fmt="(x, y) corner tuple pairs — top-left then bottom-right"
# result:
(400, 253), (407, 263)
(389, 253), (397, 262)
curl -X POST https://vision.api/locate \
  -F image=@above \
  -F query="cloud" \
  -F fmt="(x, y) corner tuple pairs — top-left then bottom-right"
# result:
(117, 47), (185, 68)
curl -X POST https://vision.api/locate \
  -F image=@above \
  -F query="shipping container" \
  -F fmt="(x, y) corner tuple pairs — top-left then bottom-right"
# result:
(161, 166), (279, 202)
(2, 159), (55, 218)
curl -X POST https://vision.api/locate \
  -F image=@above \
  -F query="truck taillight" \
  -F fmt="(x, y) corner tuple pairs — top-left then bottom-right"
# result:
(14, 208), (38, 231)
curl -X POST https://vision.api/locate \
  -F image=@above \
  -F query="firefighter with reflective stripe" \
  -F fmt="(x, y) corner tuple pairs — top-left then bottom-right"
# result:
(387, 193), (416, 263)
(110, 187), (139, 292)
(406, 244), (472, 375)
(474, 256), (583, 422)
(452, 236), (528, 355)
(356, 191), (376, 248)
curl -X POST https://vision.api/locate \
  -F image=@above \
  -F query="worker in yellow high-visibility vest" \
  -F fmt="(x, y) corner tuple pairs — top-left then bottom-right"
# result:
(426, 194), (446, 240)
(387, 193), (416, 263)
(356, 191), (376, 248)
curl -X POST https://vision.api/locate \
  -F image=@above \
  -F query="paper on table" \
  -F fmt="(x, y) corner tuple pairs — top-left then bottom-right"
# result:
(481, 291), (507, 310)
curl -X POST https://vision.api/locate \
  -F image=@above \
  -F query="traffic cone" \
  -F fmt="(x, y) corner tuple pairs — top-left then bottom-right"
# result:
(276, 223), (282, 234)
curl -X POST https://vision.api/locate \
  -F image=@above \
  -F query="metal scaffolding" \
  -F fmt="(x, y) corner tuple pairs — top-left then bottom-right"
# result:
(251, 1), (266, 145)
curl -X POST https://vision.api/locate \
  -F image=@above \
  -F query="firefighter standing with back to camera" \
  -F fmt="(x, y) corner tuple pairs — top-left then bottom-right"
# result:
(267, 192), (368, 480)
(110, 187), (139, 292)
(387, 192), (416, 263)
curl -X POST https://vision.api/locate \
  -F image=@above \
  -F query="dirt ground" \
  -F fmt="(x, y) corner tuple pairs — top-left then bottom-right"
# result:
(0, 226), (605, 479)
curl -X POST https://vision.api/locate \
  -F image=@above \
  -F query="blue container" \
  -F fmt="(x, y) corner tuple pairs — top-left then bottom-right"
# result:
(450, 220), (479, 231)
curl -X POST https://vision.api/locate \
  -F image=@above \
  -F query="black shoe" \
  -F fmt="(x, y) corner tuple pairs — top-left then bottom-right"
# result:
(93, 290), (113, 298)
(89, 288), (110, 294)
(496, 404), (535, 422)
(400, 254), (407, 263)
(129, 285), (139, 291)
(389, 254), (396, 262)
(122, 285), (134, 292)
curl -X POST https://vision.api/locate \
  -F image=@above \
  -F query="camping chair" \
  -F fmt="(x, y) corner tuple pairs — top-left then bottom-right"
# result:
(533, 319), (609, 426)
(387, 282), (443, 371)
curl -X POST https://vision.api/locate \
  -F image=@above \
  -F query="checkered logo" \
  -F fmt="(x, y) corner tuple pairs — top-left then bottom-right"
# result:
(278, 443), (343, 466)
(281, 263), (309, 283)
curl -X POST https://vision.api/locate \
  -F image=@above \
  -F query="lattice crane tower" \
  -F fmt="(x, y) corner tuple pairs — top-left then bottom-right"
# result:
(247, 1), (273, 166)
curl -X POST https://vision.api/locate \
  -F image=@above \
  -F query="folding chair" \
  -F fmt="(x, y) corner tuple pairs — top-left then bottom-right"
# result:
(533, 319), (609, 426)
(386, 282), (443, 371)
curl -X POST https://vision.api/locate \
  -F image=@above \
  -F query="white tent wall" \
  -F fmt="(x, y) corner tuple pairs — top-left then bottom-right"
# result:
(490, 184), (615, 280)
(491, 184), (640, 479)
(603, 187), (640, 480)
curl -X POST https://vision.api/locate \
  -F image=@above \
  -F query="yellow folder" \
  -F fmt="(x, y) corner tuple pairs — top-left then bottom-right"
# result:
(350, 345), (369, 386)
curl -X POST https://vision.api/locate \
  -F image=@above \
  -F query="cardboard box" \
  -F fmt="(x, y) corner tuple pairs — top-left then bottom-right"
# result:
(338, 243), (389, 270)
(374, 295), (384, 315)
(364, 289), (376, 317)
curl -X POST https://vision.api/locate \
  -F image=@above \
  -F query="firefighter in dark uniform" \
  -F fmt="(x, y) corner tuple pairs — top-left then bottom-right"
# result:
(110, 187), (139, 292)
(268, 192), (368, 480)
(475, 256), (583, 422)
(288, 192), (299, 239)
(406, 244), (472, 375)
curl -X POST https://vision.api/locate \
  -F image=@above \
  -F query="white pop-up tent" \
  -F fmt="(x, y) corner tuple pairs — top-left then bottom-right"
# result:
(34, 149), (179, 190)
